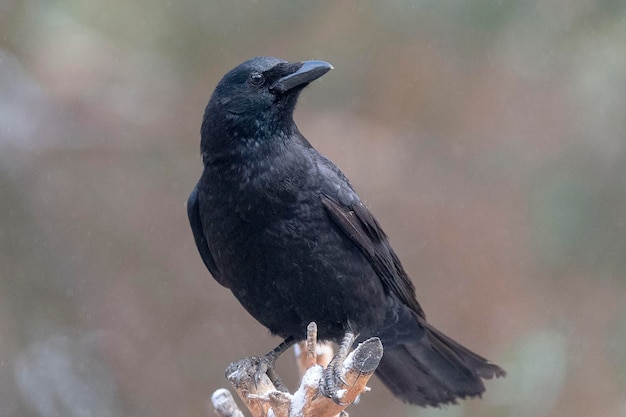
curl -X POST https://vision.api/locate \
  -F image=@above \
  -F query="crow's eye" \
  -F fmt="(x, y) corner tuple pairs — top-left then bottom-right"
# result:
(250, 72), (265, 86)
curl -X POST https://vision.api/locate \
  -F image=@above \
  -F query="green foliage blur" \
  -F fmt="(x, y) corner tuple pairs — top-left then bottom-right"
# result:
(1, 1), (625, 416)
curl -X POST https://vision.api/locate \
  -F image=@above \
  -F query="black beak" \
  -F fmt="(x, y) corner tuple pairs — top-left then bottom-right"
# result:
(270, 60), (333, 94)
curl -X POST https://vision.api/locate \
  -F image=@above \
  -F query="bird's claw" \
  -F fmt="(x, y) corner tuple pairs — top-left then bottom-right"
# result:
(250, 353), (289, 392)
(321, 370), (348, 405)
(319, 331), (357, 405)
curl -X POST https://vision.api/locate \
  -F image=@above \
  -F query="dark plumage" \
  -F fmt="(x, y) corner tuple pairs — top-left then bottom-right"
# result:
(188, 56), (505, 406)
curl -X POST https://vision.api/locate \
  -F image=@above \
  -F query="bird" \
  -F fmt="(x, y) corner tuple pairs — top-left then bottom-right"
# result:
(187, 56), (505, 407)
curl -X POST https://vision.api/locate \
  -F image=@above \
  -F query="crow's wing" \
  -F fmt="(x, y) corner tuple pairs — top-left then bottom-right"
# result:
(321, 194), (425, 318)
(187, 184), (225, 287)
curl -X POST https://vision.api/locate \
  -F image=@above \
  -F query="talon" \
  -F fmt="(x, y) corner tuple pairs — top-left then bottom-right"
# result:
(251, 356), (270, 388)
(337, 373), (348, 386)
(330, 388), (349, 406)
(319, 331), (357, 405)
(250, 337), (295, 392)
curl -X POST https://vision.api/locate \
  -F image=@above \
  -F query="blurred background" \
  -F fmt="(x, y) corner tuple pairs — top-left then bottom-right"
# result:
(1, 0), (625, 416)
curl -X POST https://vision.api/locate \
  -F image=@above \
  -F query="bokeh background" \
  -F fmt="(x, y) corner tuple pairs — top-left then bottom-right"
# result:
(2, 1), (626, 416)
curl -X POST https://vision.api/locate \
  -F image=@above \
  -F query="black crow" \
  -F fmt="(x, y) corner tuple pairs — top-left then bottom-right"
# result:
(188, 56), (505, 406)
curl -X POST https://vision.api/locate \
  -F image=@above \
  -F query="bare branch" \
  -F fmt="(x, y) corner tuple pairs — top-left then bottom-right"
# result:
(295, 323), (334, 377)
(212, 322), (383, 417)
(212, 389), (245, 417)
(295, 337), (382, 417)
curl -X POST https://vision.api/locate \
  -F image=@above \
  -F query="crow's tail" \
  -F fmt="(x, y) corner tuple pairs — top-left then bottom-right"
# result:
(375, 320), (505, 407)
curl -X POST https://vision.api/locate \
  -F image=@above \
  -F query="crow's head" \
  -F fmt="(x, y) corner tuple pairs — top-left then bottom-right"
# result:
(201, 57), (332, 151)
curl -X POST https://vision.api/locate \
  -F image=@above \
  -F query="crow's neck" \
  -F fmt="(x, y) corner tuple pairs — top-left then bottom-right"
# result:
(201, 111), (297, 166)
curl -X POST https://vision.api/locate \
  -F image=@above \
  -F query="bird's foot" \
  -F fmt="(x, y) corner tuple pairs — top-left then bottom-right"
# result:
(319, 331), (357, 405)
(250, 352), (289, 392)
(256, 337), (296, 392)
(226, 337), (295, 393)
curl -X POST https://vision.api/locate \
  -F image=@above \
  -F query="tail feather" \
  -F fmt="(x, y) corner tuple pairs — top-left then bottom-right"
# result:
(375, 321), (505, 407)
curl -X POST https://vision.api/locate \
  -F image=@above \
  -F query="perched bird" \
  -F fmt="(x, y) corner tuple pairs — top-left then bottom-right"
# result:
(188, 56), (505, 407)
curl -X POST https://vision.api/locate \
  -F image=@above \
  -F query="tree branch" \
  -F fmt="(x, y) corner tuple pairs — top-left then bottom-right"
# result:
(211, 322), (383, 417)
